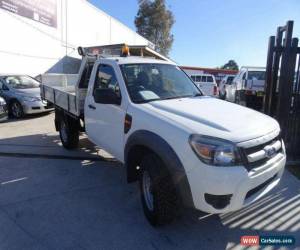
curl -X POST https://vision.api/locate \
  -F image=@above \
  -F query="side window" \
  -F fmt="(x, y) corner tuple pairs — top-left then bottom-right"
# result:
(207, 76), (213, 82)
(227, 76), (233, 85)
(232, 75), (238, 85)
(79, 63), (94, 89)
(191, 75), (196, 81)
(93, 64), (120, 98)
(196, 76), (201, 82)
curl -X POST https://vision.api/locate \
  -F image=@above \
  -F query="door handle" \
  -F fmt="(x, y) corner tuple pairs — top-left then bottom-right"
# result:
(88, 104), (96, 110)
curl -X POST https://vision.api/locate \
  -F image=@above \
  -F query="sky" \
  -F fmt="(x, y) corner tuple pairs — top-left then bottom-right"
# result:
(88, 0), (300, 68)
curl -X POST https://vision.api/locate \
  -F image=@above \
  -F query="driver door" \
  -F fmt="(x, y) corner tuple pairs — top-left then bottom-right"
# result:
(85, 62), (126, 161)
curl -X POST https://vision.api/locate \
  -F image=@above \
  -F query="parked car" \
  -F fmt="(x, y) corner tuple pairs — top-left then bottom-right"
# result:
(0, 96), (8, 122)
(0, 75), (53, 118)
(190, 74), (218, 97)
(41, 44), (286, 226)
(226, 67), (266, 110)
(219, 75), (236, 100)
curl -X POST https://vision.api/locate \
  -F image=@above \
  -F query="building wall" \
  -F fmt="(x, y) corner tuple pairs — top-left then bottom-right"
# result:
(0, 0), (150, 76)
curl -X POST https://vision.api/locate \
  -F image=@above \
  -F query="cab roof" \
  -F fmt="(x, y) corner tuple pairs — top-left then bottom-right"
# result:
(99, 56), (176, 65)
(240, 66), (266, 71)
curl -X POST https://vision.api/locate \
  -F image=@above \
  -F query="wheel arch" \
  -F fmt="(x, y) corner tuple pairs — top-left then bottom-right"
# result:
(8, 97), (20, 104)
(54, 106), (80, 132)
(125, 130), (194, 208)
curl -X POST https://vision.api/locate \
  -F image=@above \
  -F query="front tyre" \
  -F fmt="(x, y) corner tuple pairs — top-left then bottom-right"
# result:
(140, 153), (180, 226)
(10, 100), (24, 118)
(220, 91), (227, 100)
(59, 115), (79, 149)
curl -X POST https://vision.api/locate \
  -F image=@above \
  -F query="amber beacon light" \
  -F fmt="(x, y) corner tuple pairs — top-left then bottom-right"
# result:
(121, 45), (130, 56)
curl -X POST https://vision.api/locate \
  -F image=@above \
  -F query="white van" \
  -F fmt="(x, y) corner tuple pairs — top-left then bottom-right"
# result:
(190, 74), (218, 97)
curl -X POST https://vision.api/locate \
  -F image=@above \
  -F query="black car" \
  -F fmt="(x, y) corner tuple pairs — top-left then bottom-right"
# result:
(0, 96), (8, 122)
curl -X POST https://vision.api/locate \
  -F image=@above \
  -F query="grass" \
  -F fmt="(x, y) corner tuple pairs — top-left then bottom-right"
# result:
(287, 165), (300, 180)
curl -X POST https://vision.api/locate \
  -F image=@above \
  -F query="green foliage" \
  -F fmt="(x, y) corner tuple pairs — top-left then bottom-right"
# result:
(135, 0), (175, 56)
(221, 60), (239, 70)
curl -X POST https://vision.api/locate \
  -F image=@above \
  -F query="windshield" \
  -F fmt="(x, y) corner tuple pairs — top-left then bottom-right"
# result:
(247, 71), (266, 81)
(227, 76), (234, 84)
(4, 75), (40, 89)
(120, 64), (201, 103)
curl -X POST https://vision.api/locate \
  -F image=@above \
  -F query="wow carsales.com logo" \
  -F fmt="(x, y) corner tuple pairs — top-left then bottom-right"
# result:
(241, 236), (295, 246)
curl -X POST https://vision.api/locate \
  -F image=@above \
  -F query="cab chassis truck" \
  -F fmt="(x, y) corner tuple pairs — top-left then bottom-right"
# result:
(41, 44), (286, 226)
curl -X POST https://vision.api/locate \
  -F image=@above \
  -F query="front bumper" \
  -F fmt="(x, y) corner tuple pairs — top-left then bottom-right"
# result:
(21, 100), (54, 114)
(186, 152), (286, 214)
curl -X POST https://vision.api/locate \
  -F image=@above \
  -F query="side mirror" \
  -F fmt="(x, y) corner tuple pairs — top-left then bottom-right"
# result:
(93, 88), (121, 105)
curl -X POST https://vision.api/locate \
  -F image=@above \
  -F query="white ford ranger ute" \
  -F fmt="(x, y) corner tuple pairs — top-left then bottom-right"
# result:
(41, 45), (286, 226)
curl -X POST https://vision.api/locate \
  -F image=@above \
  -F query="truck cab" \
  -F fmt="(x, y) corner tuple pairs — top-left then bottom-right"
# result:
(219, 74), (236, 100)
(41, 45), (286, 226)
(226, 67), (266, 110)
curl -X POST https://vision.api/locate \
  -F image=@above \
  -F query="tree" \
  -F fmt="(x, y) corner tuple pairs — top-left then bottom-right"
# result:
(221, 60), (239, 70)
(135, 0), (175, 56)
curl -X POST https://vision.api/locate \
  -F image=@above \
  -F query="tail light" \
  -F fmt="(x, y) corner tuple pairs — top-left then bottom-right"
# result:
(213, 86), (218, 96)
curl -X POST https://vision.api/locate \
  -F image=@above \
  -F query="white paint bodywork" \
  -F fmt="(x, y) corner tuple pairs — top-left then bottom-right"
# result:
(226, 67), (266, 102)
(82, 57), (286, 214)
(219, 74), (236, 97)
(189, 73), (218, 97)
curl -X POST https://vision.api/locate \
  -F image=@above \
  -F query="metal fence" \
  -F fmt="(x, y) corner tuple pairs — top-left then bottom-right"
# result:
(264, 20), (300, 161)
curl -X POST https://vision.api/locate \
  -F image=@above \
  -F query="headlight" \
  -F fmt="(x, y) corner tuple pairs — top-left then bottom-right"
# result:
(20, 96), (40, 102)
(189, 135), (242, 166)
(0, 99), (6, 105)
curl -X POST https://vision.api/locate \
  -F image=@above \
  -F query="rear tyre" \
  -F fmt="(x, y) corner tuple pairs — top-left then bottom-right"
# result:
(219, 88), (226, 100)
(10, 100), (24, 118)
(59, 115), (79, 149)
(139, 153), (180, 226)
(235, 92), (246, 106)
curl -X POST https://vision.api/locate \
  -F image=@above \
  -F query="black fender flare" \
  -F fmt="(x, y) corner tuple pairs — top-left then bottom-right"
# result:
(125, 130), (194, 208)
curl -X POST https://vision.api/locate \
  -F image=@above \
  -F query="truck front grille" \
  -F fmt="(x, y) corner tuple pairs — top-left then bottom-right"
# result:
(241, 136), (282, 170)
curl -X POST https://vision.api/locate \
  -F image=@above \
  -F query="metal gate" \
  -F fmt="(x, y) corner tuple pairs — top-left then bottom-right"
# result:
(264, 20), (300, 160)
